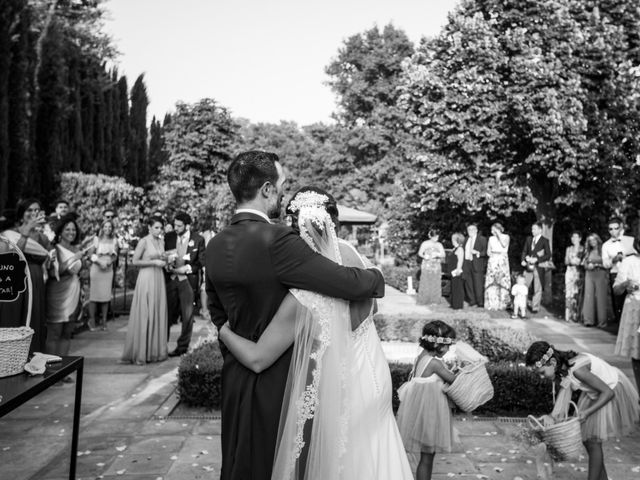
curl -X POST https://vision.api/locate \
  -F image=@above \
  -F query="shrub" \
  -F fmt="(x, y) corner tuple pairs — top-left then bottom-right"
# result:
(177, 341), (224, 409)
(476, 361), (553, 416)
(380, 264), (417, 292)
(391, 360), (553, 416)
(374, 313), (536, 362)
(59, 172), (145, 239)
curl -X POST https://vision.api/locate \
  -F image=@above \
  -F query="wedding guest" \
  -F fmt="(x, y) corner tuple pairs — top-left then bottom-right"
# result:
(484, 222), (511, 310)
(46, 216), (86, 363)
(462, 223), (488, 307)
(613, 236), (640, 392)
(417, 230), (446, 305)
(602, 217), (636, 323)
(0, 199), (51, 353)
(164, 212), (205, 356)
(564, 231), (584, 322)
(520, 222), (551, 313)
(51, 199), (70, 220)
(511, 274), (528, 319)
(121, 216), (168, 365)
(581, 233), (610, 327)
(447, 233), (465, 310)
(88, 220), (119, 330)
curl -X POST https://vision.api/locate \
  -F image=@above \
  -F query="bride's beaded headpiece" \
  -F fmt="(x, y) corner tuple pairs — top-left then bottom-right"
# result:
(288, 191), (331, 231)
(421, 335), (454, 345)
(534, 347), (554, 369)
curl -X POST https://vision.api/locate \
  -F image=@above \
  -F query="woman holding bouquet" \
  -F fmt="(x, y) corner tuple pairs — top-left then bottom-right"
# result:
(46, 216), (90, 360)
(417, 230), (446, 305)
(121, 216), (168, 365)
(88, 220), (118, 330)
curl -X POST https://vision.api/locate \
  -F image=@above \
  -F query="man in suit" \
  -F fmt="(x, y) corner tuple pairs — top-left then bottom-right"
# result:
(165, 212), (206, 356)
(206, 150), (385, 480)
(520, 222), (551, 313)
(462, 223), (488, 307)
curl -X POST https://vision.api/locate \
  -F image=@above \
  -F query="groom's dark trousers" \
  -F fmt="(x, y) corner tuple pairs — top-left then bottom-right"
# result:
(205, 212), (385, 480)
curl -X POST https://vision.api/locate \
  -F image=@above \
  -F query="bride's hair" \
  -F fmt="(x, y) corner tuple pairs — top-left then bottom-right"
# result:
(285, 186), (339, 235)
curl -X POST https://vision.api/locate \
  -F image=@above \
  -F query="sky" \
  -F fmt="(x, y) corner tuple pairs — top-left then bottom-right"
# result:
(102, 0), (459, 125)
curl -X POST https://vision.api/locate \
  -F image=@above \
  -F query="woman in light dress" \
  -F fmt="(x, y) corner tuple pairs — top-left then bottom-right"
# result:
(88, 220), (118, 330)
(121, 216), (168, 365)
(218, 187), (413, 480)
(46, 216), (89, 359)
(613, 236), (640, 393)
(564, 231), (584, 322)
(484, 222), (511, 310)
(417, 230), (446, 305)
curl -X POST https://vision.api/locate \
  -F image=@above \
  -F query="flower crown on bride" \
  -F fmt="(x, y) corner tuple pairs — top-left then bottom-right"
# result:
(288, 191), (331, 231)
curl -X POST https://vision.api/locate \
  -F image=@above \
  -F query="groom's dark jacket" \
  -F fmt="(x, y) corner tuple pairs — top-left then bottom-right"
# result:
(205, 212), (385, 480)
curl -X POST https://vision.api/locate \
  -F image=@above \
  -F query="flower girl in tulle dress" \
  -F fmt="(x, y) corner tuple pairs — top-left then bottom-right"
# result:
(396, 320), (459, 480)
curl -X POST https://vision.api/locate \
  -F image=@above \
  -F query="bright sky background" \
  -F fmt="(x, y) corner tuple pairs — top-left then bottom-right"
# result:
(103, 0), (459, 125)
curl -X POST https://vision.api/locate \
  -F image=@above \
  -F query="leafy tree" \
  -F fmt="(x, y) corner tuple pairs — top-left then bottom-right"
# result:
(148, 98), (239, 231)
(325, 24), (416, 209)
(396, 0), (640, 250)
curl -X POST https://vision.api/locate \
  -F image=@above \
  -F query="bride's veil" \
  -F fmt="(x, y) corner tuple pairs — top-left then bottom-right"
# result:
(271, 191), (359, 480)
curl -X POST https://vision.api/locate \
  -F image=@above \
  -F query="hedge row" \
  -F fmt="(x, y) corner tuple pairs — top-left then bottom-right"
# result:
(374, 313), (536, 362)
(388, 361), (553, 415)
(178, 337), (552, 416)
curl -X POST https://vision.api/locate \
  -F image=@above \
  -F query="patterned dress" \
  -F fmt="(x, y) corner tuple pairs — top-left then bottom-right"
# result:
(484, 235), (511, 310)
(564, 245), (584, 322)
(417, 240), (445, 305)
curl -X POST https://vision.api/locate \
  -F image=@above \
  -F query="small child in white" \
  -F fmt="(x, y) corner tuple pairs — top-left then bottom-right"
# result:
(511, 274), (528, 319)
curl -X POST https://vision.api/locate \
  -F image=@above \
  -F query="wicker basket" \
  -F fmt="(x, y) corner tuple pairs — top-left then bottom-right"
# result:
(443, 362), (494, 412)
(0, 235), (34, 378)
(528, 402), (583, 461)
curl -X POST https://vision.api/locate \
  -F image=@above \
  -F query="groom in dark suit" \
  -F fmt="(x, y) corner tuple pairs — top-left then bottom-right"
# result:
(206, 151), (385, 480)
(520, 222), (551, 313)
(164, 212), (205, 356)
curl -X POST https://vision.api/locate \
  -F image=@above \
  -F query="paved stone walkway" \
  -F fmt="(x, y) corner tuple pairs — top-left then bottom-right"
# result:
(0, 288), (638, 479)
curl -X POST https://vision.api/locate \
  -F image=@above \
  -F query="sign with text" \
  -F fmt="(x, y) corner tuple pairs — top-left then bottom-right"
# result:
(0, 252), (28, 302)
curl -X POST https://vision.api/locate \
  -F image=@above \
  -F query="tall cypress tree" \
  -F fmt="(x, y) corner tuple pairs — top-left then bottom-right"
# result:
(117, 74), (129, 179)
(148, 116), (167, 180)
(128, 73), (148, 186)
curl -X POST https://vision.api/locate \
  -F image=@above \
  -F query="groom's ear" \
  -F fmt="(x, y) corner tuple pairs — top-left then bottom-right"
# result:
(259, 181), (273, 198)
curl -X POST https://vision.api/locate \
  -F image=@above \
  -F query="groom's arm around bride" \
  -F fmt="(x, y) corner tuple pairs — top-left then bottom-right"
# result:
(205, 150), (384, 480)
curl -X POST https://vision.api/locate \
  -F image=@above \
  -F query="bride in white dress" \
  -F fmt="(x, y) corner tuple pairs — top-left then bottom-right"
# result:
(219, 187), (413, 480)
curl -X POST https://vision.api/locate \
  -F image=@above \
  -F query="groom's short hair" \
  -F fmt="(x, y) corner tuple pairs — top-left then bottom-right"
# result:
(228, 151), (280, 203)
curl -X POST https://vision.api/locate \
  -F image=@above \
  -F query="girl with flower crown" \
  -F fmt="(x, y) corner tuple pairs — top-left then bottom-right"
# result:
(396, 320), (459, 480)
(525, 341), (639, 480)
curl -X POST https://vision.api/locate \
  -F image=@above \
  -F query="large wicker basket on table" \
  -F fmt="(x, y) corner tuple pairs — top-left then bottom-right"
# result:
(443, 362), (494, 412)
(0, 235), (34, 378)
(528, 402), (583, 461)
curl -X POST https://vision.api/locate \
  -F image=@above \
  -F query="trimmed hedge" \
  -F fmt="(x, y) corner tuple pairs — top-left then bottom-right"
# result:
(389, 360), (553, 416)
(374, 313), (535, 362)
(380, 264), (417, 292)
(177, 341), (224, 409)
(177, 317), (551, 416)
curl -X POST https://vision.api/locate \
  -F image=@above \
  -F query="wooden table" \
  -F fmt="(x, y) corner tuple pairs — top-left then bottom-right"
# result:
(0, 356), (84, 479)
